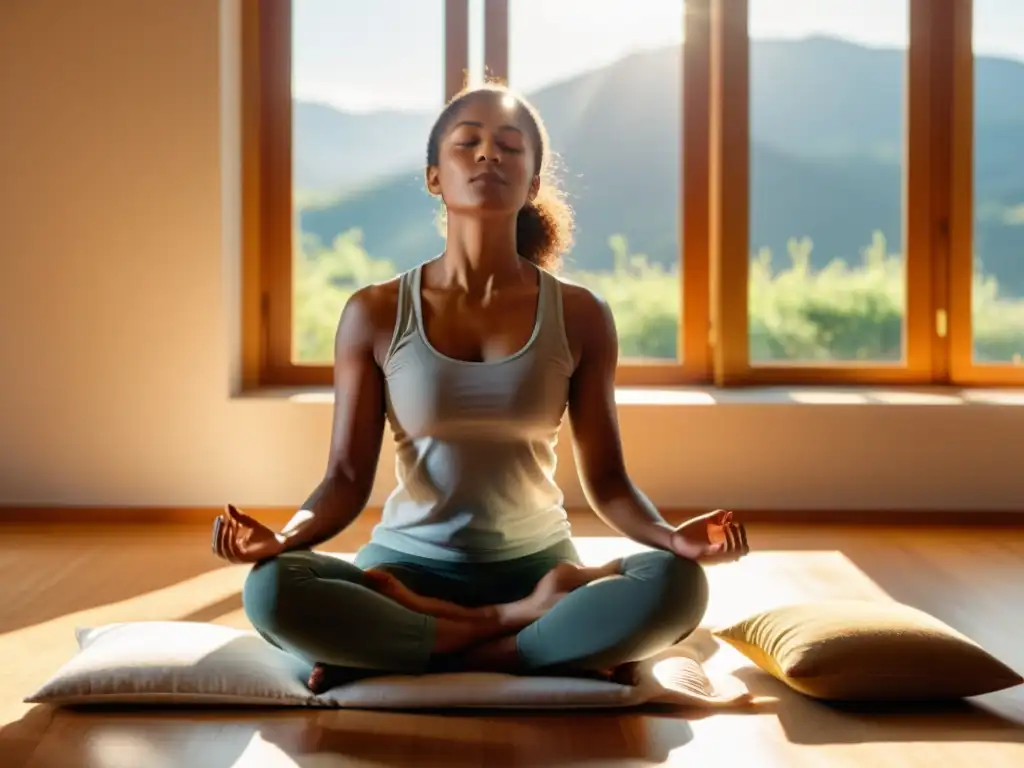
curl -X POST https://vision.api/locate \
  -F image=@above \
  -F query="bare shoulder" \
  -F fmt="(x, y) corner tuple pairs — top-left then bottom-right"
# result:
(334, 275), (402, 363)
(557, 277), (613, 321)
(551, 274), (617, 365)
(341, 276), (400, 328)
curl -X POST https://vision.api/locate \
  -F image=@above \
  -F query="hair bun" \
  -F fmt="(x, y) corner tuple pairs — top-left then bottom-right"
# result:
(516, 186), (573, 271)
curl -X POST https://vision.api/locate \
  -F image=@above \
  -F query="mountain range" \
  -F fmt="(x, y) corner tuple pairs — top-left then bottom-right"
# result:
(295, 36), (1024, 295)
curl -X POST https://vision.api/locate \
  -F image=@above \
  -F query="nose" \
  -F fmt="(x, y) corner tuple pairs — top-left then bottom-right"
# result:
(475, 137), (501, 165)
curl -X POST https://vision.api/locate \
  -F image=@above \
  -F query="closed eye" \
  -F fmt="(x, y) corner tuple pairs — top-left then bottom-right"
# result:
(456, 139), (522, 154)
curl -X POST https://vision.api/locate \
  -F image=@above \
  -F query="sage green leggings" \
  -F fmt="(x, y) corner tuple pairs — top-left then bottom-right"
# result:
(242, 539), (709, 676)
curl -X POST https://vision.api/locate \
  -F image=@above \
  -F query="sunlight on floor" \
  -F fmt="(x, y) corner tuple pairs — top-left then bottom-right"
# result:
(283, 386), (1024, 407)
(7, 526), (1024, 768)
(88, 730), (168, 768)
(571, 536), (892, 626)
(0, 566), (245, 640)
(781, 388), (1024, 406)
(0, 565), (247, 723)
(4, 537), (895, 743)
(230, 734), (295, 768)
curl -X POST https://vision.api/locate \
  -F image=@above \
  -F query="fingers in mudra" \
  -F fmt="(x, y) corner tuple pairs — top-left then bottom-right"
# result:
(214, 516), (244, 564)
(212, 514), (237, 562)
(226, 503), (257, 526)
(707, 518), (748, 560)
(673, 509), (749, 562)
(212, 504), (274, 564)
(723, 519), (749, 556)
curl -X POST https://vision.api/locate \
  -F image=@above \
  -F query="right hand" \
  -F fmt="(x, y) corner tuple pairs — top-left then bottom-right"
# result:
(212, 504), (286, 564)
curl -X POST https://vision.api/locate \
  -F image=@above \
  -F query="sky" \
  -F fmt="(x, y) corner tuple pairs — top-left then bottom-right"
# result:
(293, 0), (1024, 112)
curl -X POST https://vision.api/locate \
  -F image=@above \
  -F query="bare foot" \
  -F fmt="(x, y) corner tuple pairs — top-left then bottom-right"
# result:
(514, 562), (589, 618)
(579, 662), (641, 686)
(306, 663), (375, 694)
(611, 662), (641, 686)
(669, 509), (749, 563)
(363, 569), (453, 616)
(501, 560), (623, 626)
(307, 663), (334, 694)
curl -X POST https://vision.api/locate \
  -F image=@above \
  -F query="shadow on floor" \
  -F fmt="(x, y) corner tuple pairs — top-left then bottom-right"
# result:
(731, 667), (1024, 745)
(0, 631), (703, 768)
(178, 593), (244, 623)
(0, 705), (56, 768)
(729, 524), (1024, 731)
(0, 703), (694, 768)
(259, 709), (693, 766)
(0, 525), (230, 634)
(829, 539), (1022, 718)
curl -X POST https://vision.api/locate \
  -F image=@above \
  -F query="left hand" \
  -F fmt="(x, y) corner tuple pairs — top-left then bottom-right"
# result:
(669, 509), (748, 561)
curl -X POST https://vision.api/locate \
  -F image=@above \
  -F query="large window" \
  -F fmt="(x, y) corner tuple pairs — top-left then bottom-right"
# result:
(242, 0), (1024, 389)
(508, 0), (686, 366)
(958, 0), (1024, 382)
(292, 0), (444, 367)
(748, 1), (908, 366)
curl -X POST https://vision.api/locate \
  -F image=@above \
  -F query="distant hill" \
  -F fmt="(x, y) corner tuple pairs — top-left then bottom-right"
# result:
(295, 37), (1024, 294)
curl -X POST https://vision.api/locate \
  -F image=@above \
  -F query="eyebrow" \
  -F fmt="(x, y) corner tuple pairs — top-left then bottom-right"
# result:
(452, 120), (523, 134)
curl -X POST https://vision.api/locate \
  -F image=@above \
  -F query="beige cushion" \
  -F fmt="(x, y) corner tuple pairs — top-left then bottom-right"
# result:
(713, 600), (1023, 701)
(26, 621), (751, 710)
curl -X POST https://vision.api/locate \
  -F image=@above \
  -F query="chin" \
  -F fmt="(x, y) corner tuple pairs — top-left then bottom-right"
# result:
(449, 199), (522, 218)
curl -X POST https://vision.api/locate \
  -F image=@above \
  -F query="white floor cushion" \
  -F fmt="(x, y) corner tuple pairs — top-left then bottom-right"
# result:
(26, 621), (751, 711)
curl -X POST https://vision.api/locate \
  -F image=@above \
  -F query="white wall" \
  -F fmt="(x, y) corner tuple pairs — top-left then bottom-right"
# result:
(0, 0), (1021, 512)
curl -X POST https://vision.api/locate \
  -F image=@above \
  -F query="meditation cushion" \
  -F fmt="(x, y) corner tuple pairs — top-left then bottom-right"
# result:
(713, 599), (1023, 702)
(26, 621), (751, 710)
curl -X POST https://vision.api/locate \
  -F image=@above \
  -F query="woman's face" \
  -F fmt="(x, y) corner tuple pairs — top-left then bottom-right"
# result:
(427, 93), (540, 217)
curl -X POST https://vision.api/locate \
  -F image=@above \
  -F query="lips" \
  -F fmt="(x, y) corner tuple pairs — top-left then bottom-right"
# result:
(471, 171), (506, 184)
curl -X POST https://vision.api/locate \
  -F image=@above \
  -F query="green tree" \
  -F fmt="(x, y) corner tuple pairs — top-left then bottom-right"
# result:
(293, 227), (1024, 366)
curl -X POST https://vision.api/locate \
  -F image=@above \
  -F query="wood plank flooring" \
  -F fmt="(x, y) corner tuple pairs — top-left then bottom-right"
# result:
(2, 516), (1023, 767)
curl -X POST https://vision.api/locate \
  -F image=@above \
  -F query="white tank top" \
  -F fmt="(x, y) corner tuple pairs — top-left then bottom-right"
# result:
(369, 262), (575, 562)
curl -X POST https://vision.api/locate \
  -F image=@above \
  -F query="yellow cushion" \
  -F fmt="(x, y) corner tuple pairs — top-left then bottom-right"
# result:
(713, 600), (1023, 701)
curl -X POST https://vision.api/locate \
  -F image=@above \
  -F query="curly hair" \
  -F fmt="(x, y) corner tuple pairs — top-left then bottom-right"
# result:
(425, 83), (574, 271)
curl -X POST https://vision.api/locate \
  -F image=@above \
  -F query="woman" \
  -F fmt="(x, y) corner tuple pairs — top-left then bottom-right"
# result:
(213, 83), (748, 693)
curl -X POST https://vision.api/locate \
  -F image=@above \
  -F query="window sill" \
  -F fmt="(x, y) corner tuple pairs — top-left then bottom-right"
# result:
(234, 385), (1024, 407)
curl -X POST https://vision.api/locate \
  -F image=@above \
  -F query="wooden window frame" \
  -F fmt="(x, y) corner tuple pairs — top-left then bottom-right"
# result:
(946, 0), (1023, 385)
(241, 0), (1023, 391)
(712, 0), (946, 387)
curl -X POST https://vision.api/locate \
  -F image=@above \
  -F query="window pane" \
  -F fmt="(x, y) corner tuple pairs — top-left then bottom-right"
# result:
(972, 0), (1024, 365)
(291, 0), (443, 364)
(508, 0), (684, 362)
(748, 1), (907, 364)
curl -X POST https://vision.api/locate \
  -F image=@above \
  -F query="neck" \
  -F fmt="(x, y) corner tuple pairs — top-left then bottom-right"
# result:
(438, 214), (524, 292)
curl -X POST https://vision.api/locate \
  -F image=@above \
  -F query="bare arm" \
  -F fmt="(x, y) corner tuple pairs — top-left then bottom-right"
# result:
(276, 287), (388, 552)
(565, 288), (675, 552)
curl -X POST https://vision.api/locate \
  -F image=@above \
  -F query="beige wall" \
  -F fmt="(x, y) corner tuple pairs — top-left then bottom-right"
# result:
(1, 0), (1021, 513)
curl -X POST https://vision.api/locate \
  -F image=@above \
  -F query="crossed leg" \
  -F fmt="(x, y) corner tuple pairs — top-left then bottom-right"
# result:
(243, 512), (748, 692)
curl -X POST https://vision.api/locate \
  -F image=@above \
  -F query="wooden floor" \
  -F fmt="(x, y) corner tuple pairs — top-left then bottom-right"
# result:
(2, 516), (1023, 767)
